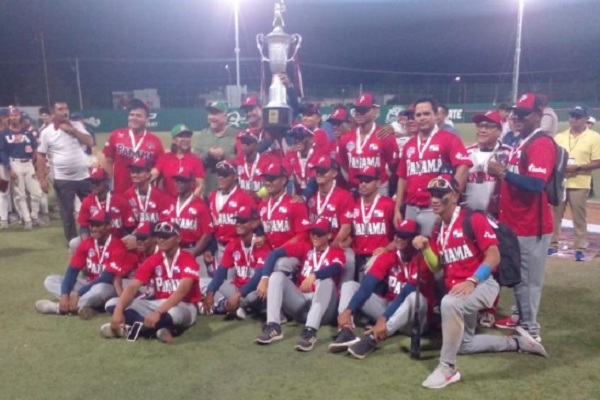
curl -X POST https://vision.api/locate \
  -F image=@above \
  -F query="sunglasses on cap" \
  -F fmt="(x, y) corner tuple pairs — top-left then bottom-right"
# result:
(357, 176), (377, 184)
(240, 135), (258, 145)
(152, 221), (179, 237)
(427, 178), (456, 193)
(354, 107), (371, 115)
(309, 228), (329, 237)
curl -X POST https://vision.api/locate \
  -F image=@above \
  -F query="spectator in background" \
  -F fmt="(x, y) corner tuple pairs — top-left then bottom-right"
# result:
(194, 101), (237, 195)
(501, 117), (522, 148)
(0, 108), (12, 229)
(496, 103), (511, 137)
(327, 107), (352, 141)
(549, 106), (600, 261)
(36, 101), (94, 241)
(537, 94), (558, 136)
(38, 107), (52, 133)
(70, 112), (97, 161)
(587, 116), (596, 130)
(437, 103), (460, 135)
(37, 107), (52, 224)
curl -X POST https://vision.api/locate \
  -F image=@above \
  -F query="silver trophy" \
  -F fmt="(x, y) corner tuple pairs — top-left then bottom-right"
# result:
(256, 0), (302, 130)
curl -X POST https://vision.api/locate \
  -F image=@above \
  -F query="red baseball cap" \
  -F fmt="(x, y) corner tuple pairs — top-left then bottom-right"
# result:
(88, 209), (109, 224)
(241, 95), (261, 109)
(89, 167), (109, 181)
(173, 165), (194, 181)
(235, 205), (260, 222)
(327, 108), (349, 123)
(309, 217), (332, 234)
(261, 162), (288, 178)
(310, 154), (337, 170)
(472, 111), (503, 127)
(395, 219), (419, 238)
(354, 93), (379, 108)
(512, 93), (542, 112)
(355, 166), (380, 179)
(134, 221), (152, 238)
(127, 157), (151, 170)
(216, 160), (237, 176)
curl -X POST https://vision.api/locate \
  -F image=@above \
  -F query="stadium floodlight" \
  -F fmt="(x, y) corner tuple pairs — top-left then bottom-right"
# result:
(454, 76), (461, 82)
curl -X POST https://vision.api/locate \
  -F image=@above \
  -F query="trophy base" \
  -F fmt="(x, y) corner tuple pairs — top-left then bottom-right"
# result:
(263, 106), (292, 131)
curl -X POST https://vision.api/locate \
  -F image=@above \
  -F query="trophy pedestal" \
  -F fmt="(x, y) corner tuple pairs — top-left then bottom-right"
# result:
(263, 106), (292, 131)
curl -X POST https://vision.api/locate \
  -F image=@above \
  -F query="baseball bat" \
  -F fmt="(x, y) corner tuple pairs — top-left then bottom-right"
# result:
(409, 253), (422, 360)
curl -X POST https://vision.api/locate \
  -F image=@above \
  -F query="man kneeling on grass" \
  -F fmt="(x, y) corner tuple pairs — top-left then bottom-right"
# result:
(329, 219), (434, 359)
(413, 175), (548, 390)
(35, 210), (132, 319)
(101, 221), (200, 343)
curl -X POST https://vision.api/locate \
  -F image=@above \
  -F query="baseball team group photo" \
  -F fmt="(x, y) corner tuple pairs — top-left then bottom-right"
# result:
(1, 1), (599, 399)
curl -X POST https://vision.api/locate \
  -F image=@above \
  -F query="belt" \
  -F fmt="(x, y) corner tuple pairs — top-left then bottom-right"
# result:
(10, 158), (31, 163)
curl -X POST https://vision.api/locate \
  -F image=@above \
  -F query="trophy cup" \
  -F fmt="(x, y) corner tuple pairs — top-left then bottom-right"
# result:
(256, 1), (302, 130)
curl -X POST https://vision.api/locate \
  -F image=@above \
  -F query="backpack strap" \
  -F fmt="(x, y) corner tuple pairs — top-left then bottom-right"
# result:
(462, 209), (476, 242)
(518, 130), (544, 171)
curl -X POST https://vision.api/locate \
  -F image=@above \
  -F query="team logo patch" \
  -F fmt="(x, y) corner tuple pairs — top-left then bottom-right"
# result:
(90, 206), (99, 214)
(237, 166), (244, 174)
(110, 207), (120, 213)
(326, 204), (335, 211)
(346, 141), (356, 151)
(88, 249), (95, 257)
(353, 209), (360, 218)
(172, 266), (180, 274)
(149, 201), (156, 208)
(260, 207), (267, 216)
(279, 206), (287, 213)
(369, 143), (378, 151)
(188, 208), (197, 215)
(155, 266), (162, 276)
(430, 144), (439, 151)
(374, 210), (384, 218)
(230, 201), (237, 208)
(406, 147), (416, 158)
(453, 230), (464, 238)
(233, 251), (241, 261)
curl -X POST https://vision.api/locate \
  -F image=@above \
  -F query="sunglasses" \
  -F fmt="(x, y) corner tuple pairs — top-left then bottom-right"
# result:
(357, 176), (377, 184)
(309, 228), (329, 237)
(427, 178), (456, 192)
(354, 107), (371, 115)
(511, 109), (533, 119)
(152, 221), (179, 237)
(262, 175), (282, 182)
(240, 136), (258, 145)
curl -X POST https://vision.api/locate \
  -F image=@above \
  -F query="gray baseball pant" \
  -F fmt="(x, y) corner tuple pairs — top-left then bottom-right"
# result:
(405, 205), (436, 237)
(274, 257), (300, 274)
(266, 271), (337, 329)
(44, 274), (116, 309)
(342, 247), (356, 284)
(199, 278), (261, 309)
(127, 298), (197, 327)
(439, 278), (517, 366)
(514, 234), (551, 337)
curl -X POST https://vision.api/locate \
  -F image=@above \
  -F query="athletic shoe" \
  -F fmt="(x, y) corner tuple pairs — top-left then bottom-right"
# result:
(494, 316), (518, 330)
(24, 221), (32, 230)
(532, 335), (542, 343)
(515, 327), (548, 357)
(34, 299), (59, 314)
(422, 362), (461, 389)
(575, 250), (585, 262)
(100, 323), (129, 339)
(478, 311), (496, 328)
(328, 327), (360, 353)
(347, 335), (377, 359)
(295, 327), (317, 352)
(78, 306), (98, 320)
(547, 248), (558, 256)
(0, 220), (8, 230)
(236, 307), (247, 320)
(156, 328), (173, 344)
(255, 323), (283, 345)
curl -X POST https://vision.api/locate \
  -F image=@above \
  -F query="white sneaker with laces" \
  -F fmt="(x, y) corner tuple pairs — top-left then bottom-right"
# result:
(100, 323), (129, 339)
(515, 327), (548, 357)
(35, 300), (59, 314)
(422, 363), (461, 389)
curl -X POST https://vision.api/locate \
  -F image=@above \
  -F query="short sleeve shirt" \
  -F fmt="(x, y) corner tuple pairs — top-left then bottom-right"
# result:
(220, 238), (272, 289)
(70, 235), (132, 281)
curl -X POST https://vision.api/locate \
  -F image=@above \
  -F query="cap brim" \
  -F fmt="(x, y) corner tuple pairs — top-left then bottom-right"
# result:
(395, 230), (417, 239)
(173, 175), (194, 181)
(206, 106), (226, 113)
(472, 114), (500, 125)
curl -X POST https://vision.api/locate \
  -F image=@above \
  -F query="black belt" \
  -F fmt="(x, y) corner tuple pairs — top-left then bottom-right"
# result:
(10, 158), (31, 163)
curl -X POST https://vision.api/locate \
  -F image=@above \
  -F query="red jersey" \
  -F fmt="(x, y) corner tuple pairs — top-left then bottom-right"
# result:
(124, 185), (171, 225)
(236, 152), (278, 195)
(307, 184), (354, 238)
(155, 152), (205, 198)
(286, 129), (335, 191)
(430, 208), (499, 289)
(166, 195), (214, 246)
(352, 195), (395, 255)
(70, 235), (133, 281)
(208, 186), (255, 244)
(283, 241), (345, 291)
(134, 249), (201, 303)
(338, 125), (399, 188)
(499, 131), (555, 236)
(78, 192), (136, 237)
(103, 128), (165, 195)
(397, 128), (472, 207)
(235, 127), (284, 161)
(259, 193), (310, 248)
(220, 238), (272, 289)
(368, 250), (435, 313)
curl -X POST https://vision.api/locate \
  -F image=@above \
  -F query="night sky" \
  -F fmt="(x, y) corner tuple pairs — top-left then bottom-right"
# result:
(1, 0), (599, 106)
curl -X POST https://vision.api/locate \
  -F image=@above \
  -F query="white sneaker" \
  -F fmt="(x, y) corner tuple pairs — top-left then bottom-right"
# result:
(24, 221), (32, 230)
(422, 363), (461, 389)
(100, 323), (129, 339)
(478, 312), (495, 328)
(156, 328), (173, 344)
(0, 220), (8, 230)
(515, 327), (548, 357)
(35, 299), (59, 314)
(236, 307), (247, 320)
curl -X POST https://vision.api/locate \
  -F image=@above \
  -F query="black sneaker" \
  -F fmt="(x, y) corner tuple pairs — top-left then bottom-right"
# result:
(328, 327), (360, 353)
(295, 327), (317, 352)
(347, 335), (377, 359)
(255, 323), (283, 345)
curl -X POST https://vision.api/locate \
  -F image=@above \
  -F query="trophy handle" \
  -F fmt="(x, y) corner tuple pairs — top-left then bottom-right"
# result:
(286, 34), (302, 62)
(256, 34), (269, 62)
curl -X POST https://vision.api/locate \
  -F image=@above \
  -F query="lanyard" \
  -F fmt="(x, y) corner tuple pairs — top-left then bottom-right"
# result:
(176, 193), (194, 218)
(129, 129), (147, 154)
(569, 131), (584, 153)
(317, 181), (336, 216)
(297, 148), (314, 181)
(509, 128), (541, 161)
(267, 193), (285, 219)
(244, 153), (260, 180)
(395, 250), (410, 281)
(216, 186), (237, 214)
(312, 246), (330, 272)
(94, 235), (113, 266)
(416, 126), (439, 160)
(356, 124), (377, 155)
(360, 194), (380, 224)
(135, 186), (152, 215)
(162, 248), (181, 279)
(95, 192), (111, 213)
(474, 141), (500, 171)
(239, 237), (255, 267)
(438, 206), (461, 253)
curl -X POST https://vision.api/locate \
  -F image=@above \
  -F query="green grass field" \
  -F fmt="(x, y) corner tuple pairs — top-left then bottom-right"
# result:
(1, 217), (599, 399)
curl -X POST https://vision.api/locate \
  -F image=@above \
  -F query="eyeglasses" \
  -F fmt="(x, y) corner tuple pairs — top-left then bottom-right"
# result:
(476, 122), (501, 130)
(330, 121), (342, 127)
(152, 221), (179, 237)
(357, 176), (377, 184)
(309, 228), (329, 237)
(427, 178), (456, 192)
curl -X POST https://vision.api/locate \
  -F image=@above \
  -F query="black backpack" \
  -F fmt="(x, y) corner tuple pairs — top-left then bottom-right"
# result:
(519, 130), (568, 207)
(463, 210), (521, 288)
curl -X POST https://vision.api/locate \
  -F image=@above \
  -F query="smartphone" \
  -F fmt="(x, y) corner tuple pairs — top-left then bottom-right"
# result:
(126, 321), (143, 342)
